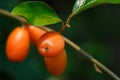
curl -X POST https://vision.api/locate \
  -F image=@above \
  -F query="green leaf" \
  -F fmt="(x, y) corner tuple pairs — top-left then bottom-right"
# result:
(72, 0), (120, 15)
(11, 1), (61, 26)
(103, 0), (120, 4)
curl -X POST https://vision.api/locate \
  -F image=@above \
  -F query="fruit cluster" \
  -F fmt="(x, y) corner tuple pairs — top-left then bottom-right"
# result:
(5, 25), (67, 75)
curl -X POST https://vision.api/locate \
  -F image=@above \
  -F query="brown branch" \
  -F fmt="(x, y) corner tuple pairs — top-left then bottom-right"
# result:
(0, 8), (28, 25)
(0, 8), (120, 80)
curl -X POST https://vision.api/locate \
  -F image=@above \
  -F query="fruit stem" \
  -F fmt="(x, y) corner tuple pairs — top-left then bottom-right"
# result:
(59, 13), (74, 33)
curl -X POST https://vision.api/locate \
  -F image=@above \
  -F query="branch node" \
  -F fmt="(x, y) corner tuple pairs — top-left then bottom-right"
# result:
(93, 63), (102, 73)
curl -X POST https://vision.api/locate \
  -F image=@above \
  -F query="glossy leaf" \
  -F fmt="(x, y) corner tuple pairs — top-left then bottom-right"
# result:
(72, 0), (86, 14)
(72, 0), (120, 15)
(11, 1), (61, 26)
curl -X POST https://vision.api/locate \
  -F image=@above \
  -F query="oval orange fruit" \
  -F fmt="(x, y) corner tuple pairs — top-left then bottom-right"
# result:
(44, 49), (67, 75)
(6, 27), (30, 62)
(26, 25), (46, 45)
(37, 31), (65, 57)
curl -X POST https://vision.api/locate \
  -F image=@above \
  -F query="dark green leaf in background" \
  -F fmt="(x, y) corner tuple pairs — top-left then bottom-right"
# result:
(11, 1), (61, 26)
(72, 0), (120, 15)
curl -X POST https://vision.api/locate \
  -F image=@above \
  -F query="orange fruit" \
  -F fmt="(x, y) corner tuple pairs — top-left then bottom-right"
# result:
(26, 25), (46, 45)
(6, 27), (30, 62)
(37, 31), (65, 57)
(44, 49), (67, 75)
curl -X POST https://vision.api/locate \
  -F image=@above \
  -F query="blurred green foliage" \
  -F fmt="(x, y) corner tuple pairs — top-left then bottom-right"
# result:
(0, 0), (120, 80)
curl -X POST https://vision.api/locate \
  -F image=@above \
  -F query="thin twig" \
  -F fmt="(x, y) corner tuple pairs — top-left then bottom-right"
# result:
(64, 37), (120, 80)
(59, 13), (74, 33)
(0, 8), (28, 25)
(0, 8), (120, 80)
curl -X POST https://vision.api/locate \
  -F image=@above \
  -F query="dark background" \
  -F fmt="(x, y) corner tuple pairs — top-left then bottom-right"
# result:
(0, 0), (120, 80)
